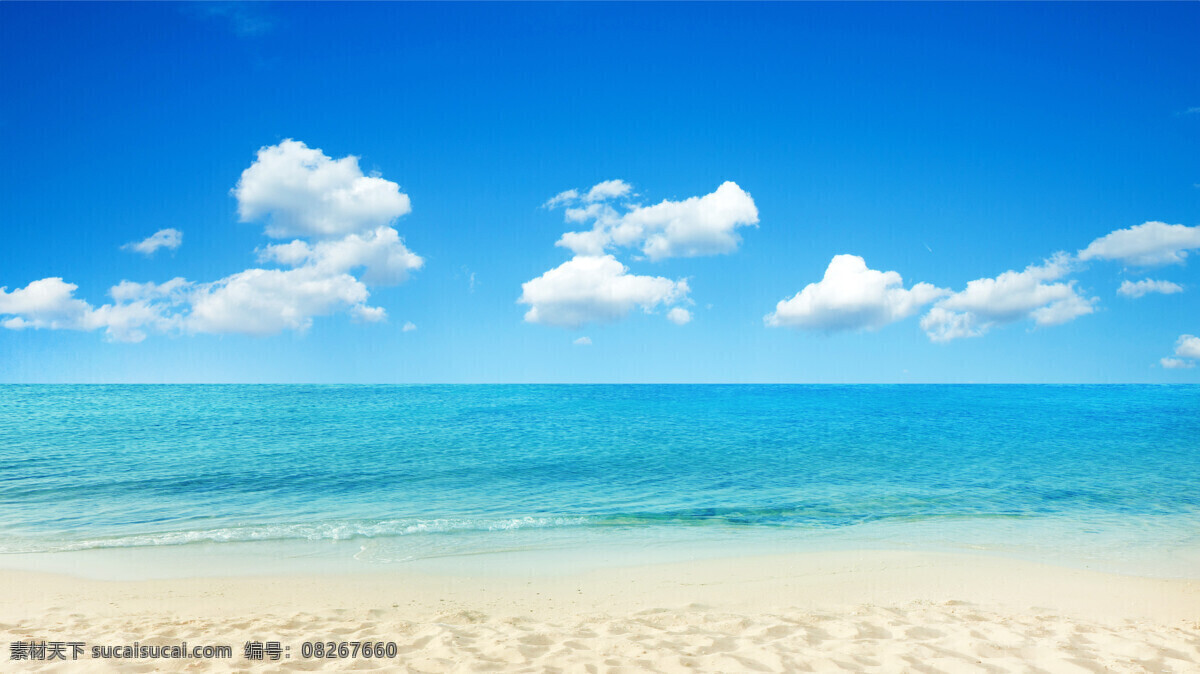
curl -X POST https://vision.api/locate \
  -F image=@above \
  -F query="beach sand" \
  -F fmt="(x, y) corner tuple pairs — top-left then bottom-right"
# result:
(2, 550), (1198, 672)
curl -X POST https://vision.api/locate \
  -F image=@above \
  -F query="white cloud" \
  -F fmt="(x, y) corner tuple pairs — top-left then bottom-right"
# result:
(233, 139), (412, 239)
(1117, 278), (1184, 298)
(550, 181), (759, 260)
(1078, 221), (1200, 267)
(584, 179), (632, 202)
(573, 336), (592, 346)
(543, 179), (633, 209)
(122, 228), (182, 256)
(920, 253), (1096, 342)
(543, 189), (579, 209)
(0, 278), (95, 331)
(1158, 335), (1200, 370)
(187, 266), (377, 336)
(518, 255), (690, 328)
(85, 300), (181, 343)
(0, 277), (182, 343)
(258, 226), (423, 285)
(555, 227), (612, 257)
(666, 307), (693, 325)
(402, 321), (417, 332)
(1176, 334), (1200, 359)
(3, 140), (424, 342)
(765, 255), (947, 331)
(109, 278), (192, 303)
(352, 304), (387, 323)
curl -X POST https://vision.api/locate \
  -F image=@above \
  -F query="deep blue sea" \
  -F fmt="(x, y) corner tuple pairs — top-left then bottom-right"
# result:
(1, 385), (1197, 577)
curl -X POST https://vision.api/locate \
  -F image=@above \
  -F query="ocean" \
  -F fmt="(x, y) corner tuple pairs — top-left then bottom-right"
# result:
(1, 385), (1197, 578)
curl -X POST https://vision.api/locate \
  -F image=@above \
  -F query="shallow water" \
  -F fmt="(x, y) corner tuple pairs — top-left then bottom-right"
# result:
(1, 385), (1197, 577)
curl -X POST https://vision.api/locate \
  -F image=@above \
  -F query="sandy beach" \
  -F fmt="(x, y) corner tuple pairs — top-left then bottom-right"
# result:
(3, 549), (1198, 672)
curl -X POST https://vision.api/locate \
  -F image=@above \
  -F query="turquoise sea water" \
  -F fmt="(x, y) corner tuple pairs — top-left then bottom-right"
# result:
(0, 385), (1197, 577)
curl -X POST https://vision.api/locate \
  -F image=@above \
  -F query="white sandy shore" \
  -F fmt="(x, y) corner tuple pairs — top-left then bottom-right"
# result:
(2, 550), (1198, 672)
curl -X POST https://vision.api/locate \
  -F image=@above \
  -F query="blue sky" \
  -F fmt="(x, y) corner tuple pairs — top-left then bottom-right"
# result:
(1, 2), (1198, 383)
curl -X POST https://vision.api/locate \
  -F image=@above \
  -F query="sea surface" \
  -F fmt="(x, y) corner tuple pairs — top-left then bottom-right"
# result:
(0, 385), (1197, 578)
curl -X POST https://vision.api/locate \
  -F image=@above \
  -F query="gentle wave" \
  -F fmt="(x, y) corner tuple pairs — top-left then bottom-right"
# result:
(0, 516), (594, 554)
(3, 385), (1199, 569)
(0, 507), (1043, 554)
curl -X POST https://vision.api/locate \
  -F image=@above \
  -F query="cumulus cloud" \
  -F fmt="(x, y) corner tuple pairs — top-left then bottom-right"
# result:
(666, 307), (693, 325)
(543, 189), (580, 209)
(257, 226), (423, 286)
(1159, 335), (1200, 370)
(2, 140), (422, 342)
(0, 277), (184, 343)
(1176, 334), (1200, 359)
(1078, 221), (1200, 267)
(583, 179), (632, 202)
(1117, 278), (1184, 298)
(920, 253), (1096, 342)
(543, 179), (633, 210)
(402, 321), (417, 332)
(109, 278), (192, 303)
(351, 304), (387, 323)
(186, 267), (376, 335)
(122, 228), (182, 256)
(573, 336), (592, 346)
(518, 255), (690, 328)
(765, 255), (947, 332)
(0, 278), (96, 331)
(232, 139), (412, 239)
(548, 180), (758, 261)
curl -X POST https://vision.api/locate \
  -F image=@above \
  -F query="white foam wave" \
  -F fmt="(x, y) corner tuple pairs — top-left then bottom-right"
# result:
(2, 516), (593, 554)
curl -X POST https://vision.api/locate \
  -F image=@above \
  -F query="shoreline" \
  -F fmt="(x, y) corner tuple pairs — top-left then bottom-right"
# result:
(3, 549), (1197, 670)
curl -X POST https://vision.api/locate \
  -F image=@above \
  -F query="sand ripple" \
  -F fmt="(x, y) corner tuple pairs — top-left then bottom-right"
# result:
(7, 601), (1199, 673)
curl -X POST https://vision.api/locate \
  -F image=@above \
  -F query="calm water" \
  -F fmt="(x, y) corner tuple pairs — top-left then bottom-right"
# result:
(0, 385), (1197, 575)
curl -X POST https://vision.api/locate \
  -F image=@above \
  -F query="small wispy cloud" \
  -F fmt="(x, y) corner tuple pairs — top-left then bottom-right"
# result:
(122, 229), (182, 256)
(460, 266), (477, 293)
(1117, 278), (1183, 298)
(402, 321), (417, 333)
(187, 2), (273, 37)
(573, 336), (592, 346)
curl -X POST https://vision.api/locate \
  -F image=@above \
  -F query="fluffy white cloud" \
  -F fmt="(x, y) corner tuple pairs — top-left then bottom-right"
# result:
(1117, 278), (1184, 298)
(666, 307), (693, 325)
(543, 189), (579, 209)
(765, 255), (946, 331)
(543, 179), (633, 209)
(573, 336), (592, 346)
(3, 140), (424, 342)
(351, 304), (387, 323)
(233, 139), (412, 239)
(0, 277), (183, 343)
(0, 278), (95, 331)
(583, 179), (632, 202)
(401, 321), (417, 332)
(187, 266), (377, 336)
(85, 301), (181, 343)
(1176, 334), (1200, 359)
(518, 255), (690, 328)
(920, 253), (1096, 342)
(1158, 335), (1200, 370)
(122, 228), (182, 256)
(109, 278), (192, 303)
(258, 226), (423, 285)
(1078, 221), (1200, 267)
(550, 181), (759, 260)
